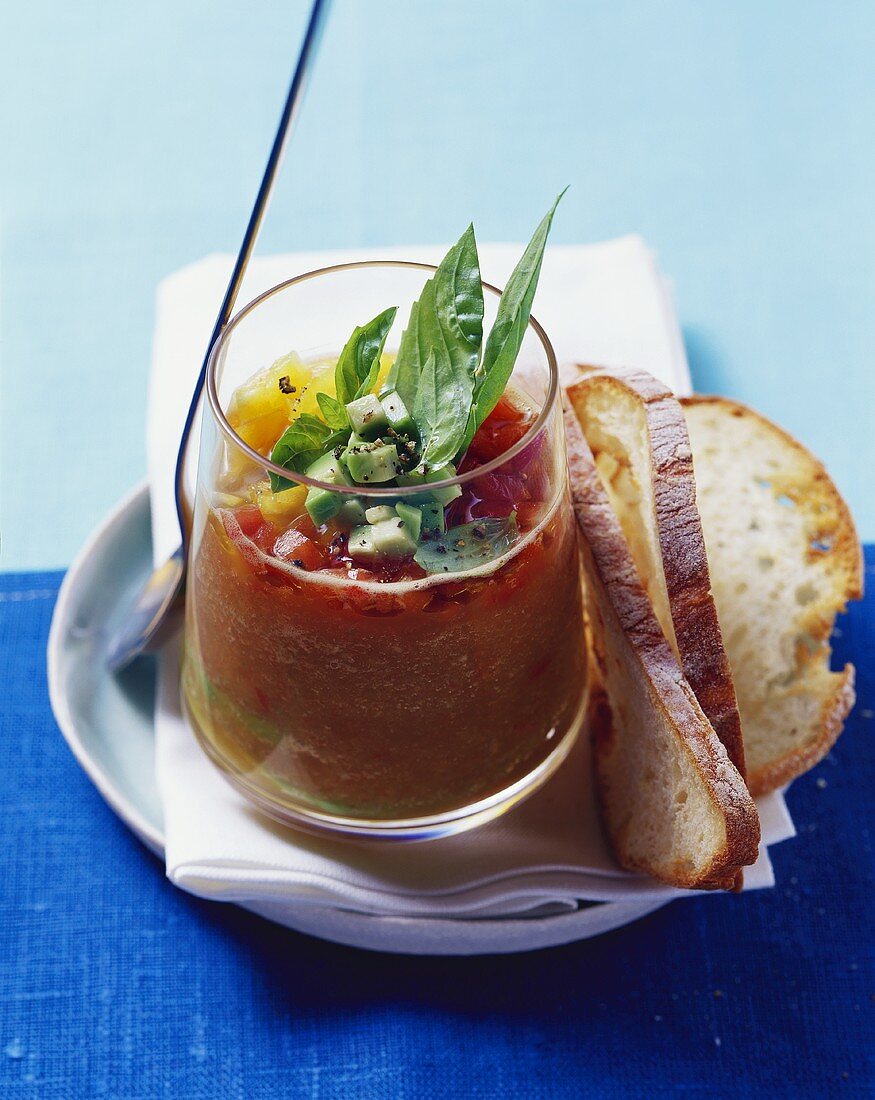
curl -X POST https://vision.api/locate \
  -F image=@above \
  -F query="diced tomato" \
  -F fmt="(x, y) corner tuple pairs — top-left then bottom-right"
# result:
(272, 527), (325, 571)
(466, 395), (534, 462)
(234, 505), (266, 539)
(222, 505), (285, 567)
(251, 521), (280, 555)
(490, 393), (527, 425)
(294, 514), (322, 542)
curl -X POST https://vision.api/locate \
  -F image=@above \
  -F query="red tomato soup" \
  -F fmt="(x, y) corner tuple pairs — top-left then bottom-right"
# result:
(182, 388), (587, 820)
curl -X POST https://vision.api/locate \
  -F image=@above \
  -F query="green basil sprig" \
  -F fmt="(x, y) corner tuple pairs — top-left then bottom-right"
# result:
(387, 194), (564, 468)
(389, 224), (484, 468)
(267, 192), (564, 504)
(334, 306), (398, 406)
(414, 516), (519, 574)
(316, 391), (349, 430)
(268, 414), (347, 493)
(465, 189), (566, 446)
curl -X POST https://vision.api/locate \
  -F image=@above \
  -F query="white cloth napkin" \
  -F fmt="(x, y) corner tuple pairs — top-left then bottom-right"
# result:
(150, 240), (795, 918)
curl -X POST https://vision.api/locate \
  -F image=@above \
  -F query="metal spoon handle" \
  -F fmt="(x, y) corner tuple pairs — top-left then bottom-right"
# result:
(174, 0), (332, 543)
(105, 0), (331, 673)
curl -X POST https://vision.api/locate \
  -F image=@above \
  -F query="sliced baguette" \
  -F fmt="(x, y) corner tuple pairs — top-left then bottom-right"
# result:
(563, 406), (760, 889)
(565, 370), (746, 786)
(681, 397), (863, 794)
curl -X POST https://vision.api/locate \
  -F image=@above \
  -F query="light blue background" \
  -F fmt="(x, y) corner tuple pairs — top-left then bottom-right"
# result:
(2, 0), (873, 569)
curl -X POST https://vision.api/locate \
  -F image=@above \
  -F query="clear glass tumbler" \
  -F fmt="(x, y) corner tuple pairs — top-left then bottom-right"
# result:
(182, 261), (587, 839)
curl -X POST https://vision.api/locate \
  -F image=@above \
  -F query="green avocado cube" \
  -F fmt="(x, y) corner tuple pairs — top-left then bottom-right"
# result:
(370, 517), (418, 558)
(340, 433), (367, 467)
(365, 504), (396, 524)
(345, 393), (388, 438)
(380, 392), (416, 436)
(306, 487), (343, 526)
(304, 451), (353, 526)
(424, 464), (463, 506)
(418, 499), (446, 534)
(395, 471), (426, 489)
(306, 451), (353, 486)
(347, 525), (378, 563)
(397, 464), (461, 505)
(395, 501), (422, 542)
(334, 499), (368, 529)
(344, 442), (400, 484)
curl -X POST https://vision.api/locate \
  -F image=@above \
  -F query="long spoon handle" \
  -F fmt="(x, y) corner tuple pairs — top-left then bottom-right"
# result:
(173, 0), (332, 542)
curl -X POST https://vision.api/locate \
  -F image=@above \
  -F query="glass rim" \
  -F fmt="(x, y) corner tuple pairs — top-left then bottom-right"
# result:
(206, 259), (559, 498)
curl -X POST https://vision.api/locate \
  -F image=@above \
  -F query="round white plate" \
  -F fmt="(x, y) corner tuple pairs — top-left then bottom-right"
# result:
(47, 484), (668, 954)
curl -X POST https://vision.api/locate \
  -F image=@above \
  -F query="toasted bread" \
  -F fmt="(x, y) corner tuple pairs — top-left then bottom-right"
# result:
(565, 370), (746, 784)
(563, 406), (760, 889)
(681, 397), (863, 794)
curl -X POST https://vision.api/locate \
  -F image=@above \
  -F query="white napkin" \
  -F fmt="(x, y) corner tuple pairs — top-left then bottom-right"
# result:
(150, 241), (795, 918)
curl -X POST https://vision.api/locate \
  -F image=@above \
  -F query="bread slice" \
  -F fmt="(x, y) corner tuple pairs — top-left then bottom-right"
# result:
(563, 406), (761, 889)
(565, 370), (746, 784)
(681, 397), (863, 794)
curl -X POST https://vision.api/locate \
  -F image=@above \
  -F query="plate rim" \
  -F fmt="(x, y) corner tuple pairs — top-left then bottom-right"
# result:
(47, 479), (165, 856)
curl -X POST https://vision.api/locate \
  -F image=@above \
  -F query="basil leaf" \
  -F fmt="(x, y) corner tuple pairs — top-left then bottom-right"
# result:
(334, 306), (398, 407)
(433, 223), (484, 361)
(414, 340), (475, 471)
(391, 224), (483, 433)
(466, 189), (566, 444)
(269, 413), (348, 492)
(414, 516), (519, 575)
(316, 391), (349, 430)
(395, 226), (483, 468)
(386, 298), (421, 408)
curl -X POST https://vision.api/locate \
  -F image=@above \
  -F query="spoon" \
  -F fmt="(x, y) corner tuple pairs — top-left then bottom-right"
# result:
(106, 0), (331, 672)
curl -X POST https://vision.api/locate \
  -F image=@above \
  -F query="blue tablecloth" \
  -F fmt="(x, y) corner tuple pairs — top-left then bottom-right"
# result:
(1, 559), (872, 1098)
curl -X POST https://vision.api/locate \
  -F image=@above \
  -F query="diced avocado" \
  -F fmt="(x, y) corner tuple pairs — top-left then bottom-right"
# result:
(340, 432), (367, 466)
(396, 471), (426, 488)
(365, 504), (396, 524)
(345, 393), (388, 438)
(423, 464), (463, 505)
(395, 501), (422, 543)
(304, 452), (352, 526)
(306, 486), (343, 526)
(344, 442), (400, 484)
(370, 517), (418, 558)
(418, 499), (446, 534)
(428, 483), (462, 506)
(380, 391), (416, 435)
(397, 464), (462, 505)
(347, 525), (378, 563)
(306, 451), (353, 487)
(334, 499), (368, 529)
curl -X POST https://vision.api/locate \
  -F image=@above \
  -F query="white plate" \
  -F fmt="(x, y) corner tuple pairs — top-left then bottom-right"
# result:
(47, 484), (669, 954)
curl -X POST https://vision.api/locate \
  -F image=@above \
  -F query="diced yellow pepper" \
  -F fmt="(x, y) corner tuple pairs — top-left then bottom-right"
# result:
(227, 352), (313, 455)
(221, 349), (396, 489)
(248, 480), (309, 526)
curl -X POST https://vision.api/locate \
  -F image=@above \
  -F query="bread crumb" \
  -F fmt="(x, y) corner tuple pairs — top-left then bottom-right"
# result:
(816, 777), (827, 789)
(860, 709), (873, 720)
(713, 989), (724, 999)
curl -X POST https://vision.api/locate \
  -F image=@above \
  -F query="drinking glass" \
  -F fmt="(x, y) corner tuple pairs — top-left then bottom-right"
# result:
(182, 261), (588, 839)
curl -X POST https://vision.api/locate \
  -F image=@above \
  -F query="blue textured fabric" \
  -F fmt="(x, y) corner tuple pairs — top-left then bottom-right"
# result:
(1, 562), (873, 1098)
